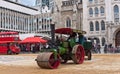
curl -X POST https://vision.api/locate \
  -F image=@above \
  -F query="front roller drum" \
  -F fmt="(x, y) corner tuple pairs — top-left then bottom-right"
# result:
(72, 44), (85, 64)
(35, 52), (60, 69)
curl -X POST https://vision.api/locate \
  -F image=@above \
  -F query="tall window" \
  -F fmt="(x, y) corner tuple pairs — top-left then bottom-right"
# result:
(100, 6), (105, 15)
(114, 5), (119, 13)
(90, 22), (94, 31)
(66, 17), (71, 28)
(101, 20), (105, 30)
(114, 5), (119, 22)
(89, 8), (93, 16)
(95, 7), (99, 15)
(95, 21), (99, 31)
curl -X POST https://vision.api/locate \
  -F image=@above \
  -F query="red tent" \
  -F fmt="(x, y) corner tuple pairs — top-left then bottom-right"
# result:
(20, 37), (47, 44)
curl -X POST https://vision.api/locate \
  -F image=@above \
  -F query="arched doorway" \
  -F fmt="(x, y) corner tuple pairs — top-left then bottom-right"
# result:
(115, 31), (120, 47)
(102, 37), (106, 46)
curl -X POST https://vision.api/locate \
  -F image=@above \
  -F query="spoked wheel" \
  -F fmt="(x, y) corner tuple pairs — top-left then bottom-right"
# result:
(35, 52), (60, 69)
(49, 53), (61, 69)
(72, 45), (85, 64)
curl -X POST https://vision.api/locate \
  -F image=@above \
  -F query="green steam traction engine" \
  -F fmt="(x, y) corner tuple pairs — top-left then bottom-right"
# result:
(35, 24), (92, 69)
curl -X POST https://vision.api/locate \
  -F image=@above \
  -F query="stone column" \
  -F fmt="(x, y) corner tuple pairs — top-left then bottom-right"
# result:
(12, 12), (15, 30)
(4, 8), (6, 29)
(72, 4), (78, 29)
(9, 10), (11, 29)
(14, 12), (17, 30)
(2, 9), (5, 28)
(7, 10), (9, 29)
(107, 24), (113, 44)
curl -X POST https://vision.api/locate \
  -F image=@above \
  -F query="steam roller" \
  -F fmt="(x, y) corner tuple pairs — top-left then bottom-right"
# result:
(35, 44), (85, 69)
(35, 25), (92, 69)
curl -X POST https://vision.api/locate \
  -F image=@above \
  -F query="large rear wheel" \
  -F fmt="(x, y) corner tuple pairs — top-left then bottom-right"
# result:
(72, 45), (85, 64)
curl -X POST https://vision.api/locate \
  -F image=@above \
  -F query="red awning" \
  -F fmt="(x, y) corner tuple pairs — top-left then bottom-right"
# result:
(55, 28), (72, 34)
(20, 37), (47, 44)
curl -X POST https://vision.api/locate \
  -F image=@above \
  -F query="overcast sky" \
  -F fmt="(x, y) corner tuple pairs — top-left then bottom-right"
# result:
(20, 0), (36, 6)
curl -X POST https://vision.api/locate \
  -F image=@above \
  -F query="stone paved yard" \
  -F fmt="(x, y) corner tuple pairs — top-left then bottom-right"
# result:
(0, 54), (120, 74)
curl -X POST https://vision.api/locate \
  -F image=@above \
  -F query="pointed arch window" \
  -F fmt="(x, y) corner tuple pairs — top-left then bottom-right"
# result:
(95, 7), (99, 15)
(114, 5), (119, 13)
(66, 17), (71, 28)
(89, 8), (93, 16)
(100, 6), (105, 15)
(101, 20), (105, 30)
(114, 5), (119, 22)
(95, 21), (99, 31)
(90, 22), (94, 31)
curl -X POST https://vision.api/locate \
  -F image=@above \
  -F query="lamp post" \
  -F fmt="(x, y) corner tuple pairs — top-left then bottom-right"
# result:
(50, 23), (55, 42)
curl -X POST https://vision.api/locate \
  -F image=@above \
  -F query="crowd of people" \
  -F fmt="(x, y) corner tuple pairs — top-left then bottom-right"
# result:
(103, 44), (120, 53)
(18, 33), (120, 54)
(91, 43), (120, 54)
(91, 43), (101, 54)
(19, 43), (42, 53)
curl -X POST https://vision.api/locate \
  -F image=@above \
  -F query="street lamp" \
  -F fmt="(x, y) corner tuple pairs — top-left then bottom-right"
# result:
(50, 22), (55, 42)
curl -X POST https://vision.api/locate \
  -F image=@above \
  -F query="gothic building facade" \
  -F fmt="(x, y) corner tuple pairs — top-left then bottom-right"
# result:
(60, 0), (83, 29)
(50, 0), (83, 30)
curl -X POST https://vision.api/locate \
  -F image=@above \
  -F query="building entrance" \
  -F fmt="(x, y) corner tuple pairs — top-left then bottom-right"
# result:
(115, 31), (120, 47)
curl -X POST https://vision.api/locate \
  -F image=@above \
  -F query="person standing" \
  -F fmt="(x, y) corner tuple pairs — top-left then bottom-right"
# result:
(55, 35), (61, 46)
(78, 33), (86, 45)
(68, 32), (77, 48)
(104, 44), (108, 53)
(97, 44), (101, 53)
